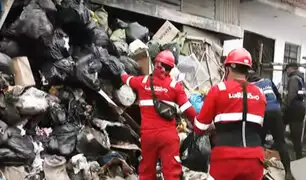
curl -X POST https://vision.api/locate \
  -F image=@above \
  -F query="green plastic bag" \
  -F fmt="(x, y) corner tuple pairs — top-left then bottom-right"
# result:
(147, 40), (161, 62)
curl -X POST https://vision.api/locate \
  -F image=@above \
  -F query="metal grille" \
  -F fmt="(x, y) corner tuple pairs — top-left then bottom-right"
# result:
(284, 43), (300, 64)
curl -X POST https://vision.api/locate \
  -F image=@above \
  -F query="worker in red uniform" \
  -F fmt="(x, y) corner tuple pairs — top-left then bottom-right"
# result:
(194, 48), (266, 180)
(120, 50), (197, 180)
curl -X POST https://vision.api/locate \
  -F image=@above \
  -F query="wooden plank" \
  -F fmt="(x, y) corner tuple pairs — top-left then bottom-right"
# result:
(90, 0), (243, 38)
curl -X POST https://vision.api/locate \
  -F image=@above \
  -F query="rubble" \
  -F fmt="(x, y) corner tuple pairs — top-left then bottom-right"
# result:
(0, 0), (222, 179)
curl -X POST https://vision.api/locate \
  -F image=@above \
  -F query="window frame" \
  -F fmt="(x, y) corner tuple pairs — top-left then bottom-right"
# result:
(284, 43), (301, 63)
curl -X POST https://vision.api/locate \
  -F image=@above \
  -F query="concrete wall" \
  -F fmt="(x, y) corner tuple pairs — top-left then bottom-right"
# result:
(240, 1), (306, 85)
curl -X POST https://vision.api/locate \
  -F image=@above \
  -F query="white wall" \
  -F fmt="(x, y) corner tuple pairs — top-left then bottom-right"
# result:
(273, 40), (285, 85)
(240, 1), (306, 85)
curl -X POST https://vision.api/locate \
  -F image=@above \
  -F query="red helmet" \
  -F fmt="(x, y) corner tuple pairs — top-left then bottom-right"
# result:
(155, 50), (175, 67)
(224, 48), (252, 68)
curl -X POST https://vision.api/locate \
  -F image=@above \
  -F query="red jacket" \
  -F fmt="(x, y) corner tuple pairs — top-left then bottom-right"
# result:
(194, 80), (266, 161)
(121, 73), (197, 131)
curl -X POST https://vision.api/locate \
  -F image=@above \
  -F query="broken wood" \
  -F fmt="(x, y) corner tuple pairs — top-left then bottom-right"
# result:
(122, 112), (140, 135)
(204, 44), (213, 86)
(97, 89), (140, 138)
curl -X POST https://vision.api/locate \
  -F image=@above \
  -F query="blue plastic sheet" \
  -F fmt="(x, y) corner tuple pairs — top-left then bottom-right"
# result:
(189, 93), (204, 113)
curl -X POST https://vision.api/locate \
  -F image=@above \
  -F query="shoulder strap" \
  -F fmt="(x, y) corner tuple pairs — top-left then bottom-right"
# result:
(241, 82), (248, 122)
(295, 75), (304, 87)
(235, 80), (248, 122)
(149, 74), (158, 101)
(142, 75), (149, 84)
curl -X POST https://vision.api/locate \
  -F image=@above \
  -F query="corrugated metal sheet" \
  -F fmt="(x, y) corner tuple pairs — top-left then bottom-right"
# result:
(215, 0), (240, 25)
(182, 0), (215, 19)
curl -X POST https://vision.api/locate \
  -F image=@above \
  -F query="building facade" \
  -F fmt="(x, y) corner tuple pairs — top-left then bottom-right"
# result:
(240, 0), (306, 85)
(92, 0), (306, 86)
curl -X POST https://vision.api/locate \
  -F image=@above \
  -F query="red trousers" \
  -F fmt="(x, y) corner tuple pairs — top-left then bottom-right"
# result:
(139, 128), (182, 180)
(210, 158), (264, 180)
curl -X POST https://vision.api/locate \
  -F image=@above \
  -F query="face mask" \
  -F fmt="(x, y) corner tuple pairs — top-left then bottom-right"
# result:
(154, 62), (167, 79)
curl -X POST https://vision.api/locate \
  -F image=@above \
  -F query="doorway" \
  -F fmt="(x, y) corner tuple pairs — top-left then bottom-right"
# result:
(243, 31), (275, 79)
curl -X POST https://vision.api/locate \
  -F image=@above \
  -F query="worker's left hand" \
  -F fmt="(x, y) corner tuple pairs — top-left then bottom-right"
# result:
(207, 124), (215, 132)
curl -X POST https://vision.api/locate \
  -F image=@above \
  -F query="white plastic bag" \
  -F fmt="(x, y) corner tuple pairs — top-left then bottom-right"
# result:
(14, 87), (49, 115)
(114, 85), (136, 107)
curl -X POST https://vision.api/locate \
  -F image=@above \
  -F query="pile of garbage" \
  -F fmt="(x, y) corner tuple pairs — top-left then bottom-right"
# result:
(0, 0), (150, 179)
(0, 0), (220, 179)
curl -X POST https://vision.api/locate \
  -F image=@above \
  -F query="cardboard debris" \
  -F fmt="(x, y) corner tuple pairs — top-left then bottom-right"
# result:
(264, 149), (280, 160)
(152, 20), (180, 45)
(11, 56), (35, 87)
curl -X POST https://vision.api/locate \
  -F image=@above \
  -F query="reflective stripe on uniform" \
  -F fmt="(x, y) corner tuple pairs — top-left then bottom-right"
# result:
(170, 79), (176, 88)
(263, 89), (274, 94)
(142, 75), (149, 84)
(217, 82), (226, 91)
(194, 117), (210, 130)
(139, 99), (177, 107)
(214, 112), (263, 125)
(126, 76), (133, 87)
(179, 101), (192, 112)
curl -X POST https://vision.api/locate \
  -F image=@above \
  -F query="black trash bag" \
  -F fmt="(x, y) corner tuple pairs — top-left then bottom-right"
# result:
(148, 40), (161, 61)
(86, 22), (109, 48)
(0, 93), (22, 126)
(57, 0), (91, 25)
(69, 99), (94, 124)
(0, 148), (30, 166)
(161, 42), (180, 65)
(0, 38), (23, 58)
(119, 56), (141, 76)
(54, 57), (75, 75)
(41, 57), (75, 84)
(40, 28), (70, 61)
(49, 103), (67, 125)
(71, 45), (91, 59)
(48, 123), (79, 156)
(36, 0), (57, 12)
(92, 28), (109, 48)
(100, 55), (124, 88)
(107, 41), (121, 57)
(75, 53), (103, 91)
(41, 62), (67, 84)
(0, 53), (12, 75)
(180, 132), (211, 173)
(0, 120), (8, 146)
(8, 0), (54, 39)
(114, 41), (128, 56)
(76, 126), (110, 158)
(5, 127), (35, 165)
(110, 18), (129, 30)
(105, 124), (135, 145)
(36, 0), (57, 25)
(125, 22), (149, 43)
